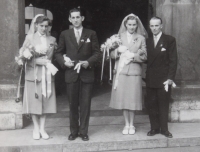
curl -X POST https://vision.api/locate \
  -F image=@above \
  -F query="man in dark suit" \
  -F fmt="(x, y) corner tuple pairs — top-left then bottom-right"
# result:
(146, 17), (177, 138)
(55, 8), (100, 141)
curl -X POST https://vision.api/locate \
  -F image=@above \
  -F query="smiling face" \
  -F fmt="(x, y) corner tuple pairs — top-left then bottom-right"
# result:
(36, 21), (49, 35)
(69, 11), (84, 29)
(126, 19), (138, 34)
(149, 19), (163, 36)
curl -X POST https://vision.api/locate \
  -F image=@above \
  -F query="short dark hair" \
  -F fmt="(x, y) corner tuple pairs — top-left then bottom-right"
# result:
(35, 16), (50, 25)
(150, 16), (162, 24)
(124, 16), (138, 28)
(69, 7), (83, 17)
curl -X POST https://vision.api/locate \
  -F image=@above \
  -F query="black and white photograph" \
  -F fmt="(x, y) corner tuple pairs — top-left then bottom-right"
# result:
(0, 0), (200, 152)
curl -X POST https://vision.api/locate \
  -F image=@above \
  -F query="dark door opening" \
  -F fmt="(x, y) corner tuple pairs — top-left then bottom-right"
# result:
(25, 0), (149, 96)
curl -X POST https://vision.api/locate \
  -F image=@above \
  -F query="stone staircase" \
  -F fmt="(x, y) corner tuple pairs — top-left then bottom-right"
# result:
(1, 83), (200, 151)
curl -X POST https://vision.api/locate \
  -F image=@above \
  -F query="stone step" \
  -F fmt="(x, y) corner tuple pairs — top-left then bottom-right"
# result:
(108, 146), (200, 152)
(48, 109), (148, 118)
(23, 115), (150, 129)
(171, 85), (200, 100)
(0, 115), (200, 152)
(49, 92), (147, 118)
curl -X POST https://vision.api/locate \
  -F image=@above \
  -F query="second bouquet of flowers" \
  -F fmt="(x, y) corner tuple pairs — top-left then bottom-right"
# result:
(100, 34), (122, 82)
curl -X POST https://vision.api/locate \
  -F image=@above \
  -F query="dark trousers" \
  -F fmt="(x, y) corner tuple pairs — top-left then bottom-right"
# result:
(67, 79), (93, 135)
(146, 87), (171, 131)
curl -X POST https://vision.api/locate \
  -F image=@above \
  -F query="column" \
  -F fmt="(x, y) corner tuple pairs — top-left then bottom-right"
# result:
(156, 0), (200, 122)
(0, 0), (25, 130)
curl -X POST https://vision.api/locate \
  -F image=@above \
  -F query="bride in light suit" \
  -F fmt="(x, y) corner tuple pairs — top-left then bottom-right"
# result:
(109, 14), (147, 135)
(19, 14), (58, 140)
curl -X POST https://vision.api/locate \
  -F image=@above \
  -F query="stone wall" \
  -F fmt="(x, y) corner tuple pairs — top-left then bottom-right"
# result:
(169, 83), (200, 122)
(0, 0), (25, 130)
(156, 0), (200, 81)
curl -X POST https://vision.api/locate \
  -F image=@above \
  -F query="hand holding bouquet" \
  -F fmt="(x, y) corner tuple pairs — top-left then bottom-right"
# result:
(100, 34), (122, 59)
(100, 34), (122, 82)
(15, 42), (35, 66)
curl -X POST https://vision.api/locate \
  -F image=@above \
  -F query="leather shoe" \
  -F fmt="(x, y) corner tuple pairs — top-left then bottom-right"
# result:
(147, 129), (160, 136)
(68, 134), (78, 141)
(79, 134), (89, 141)
(161, 130), (173, 138)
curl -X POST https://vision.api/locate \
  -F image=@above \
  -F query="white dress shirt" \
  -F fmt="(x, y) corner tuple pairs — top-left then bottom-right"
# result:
(74, 27), (83, 37)
(127, 31), (133, 44)
(154, 32), (162, 47)
(37, 32), (47, 50)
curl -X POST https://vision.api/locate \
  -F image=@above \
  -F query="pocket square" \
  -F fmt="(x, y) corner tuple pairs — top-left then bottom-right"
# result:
(86, 38), (91, 43)
(161, 48), (166, 51)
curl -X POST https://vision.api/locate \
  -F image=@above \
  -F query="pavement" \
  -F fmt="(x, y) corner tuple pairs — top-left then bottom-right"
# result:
(1, 115), (200, 152)
(1, 84), (200, 152)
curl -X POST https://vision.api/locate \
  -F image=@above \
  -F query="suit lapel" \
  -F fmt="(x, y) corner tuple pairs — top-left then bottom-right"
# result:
(121, 32), (129, 48)
(148, 34), (165, 67)
(129, 34), (140, 49)
(78, 28), (87, 50)
(155, 33), (164, 49)
(69, 29), (79, 49)
(45, 36), (52, 57)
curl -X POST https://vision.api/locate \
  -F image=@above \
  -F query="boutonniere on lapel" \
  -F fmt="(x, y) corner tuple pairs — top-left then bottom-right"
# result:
(132, 38), (138, 44)
(85, 38), (91, 43)
(160, 43), (166, 51)
(80, 39), (85, 43)
(49, 43), (54, 48)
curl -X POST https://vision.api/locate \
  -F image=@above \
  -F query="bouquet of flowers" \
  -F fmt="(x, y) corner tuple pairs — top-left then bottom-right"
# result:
(14, 42), (55, 102)
(100, 34), (122, 58)
(100, 34), (122, 83)
(15, 42), (54, 66)
(15, 42), (34, 66)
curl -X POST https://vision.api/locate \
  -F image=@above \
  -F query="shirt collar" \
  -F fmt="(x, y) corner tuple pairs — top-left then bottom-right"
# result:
(154, 32), (162, 40)
(74, 27), (83, 35)
(127, 31), (133, 37)
(37, 31), (46, 37)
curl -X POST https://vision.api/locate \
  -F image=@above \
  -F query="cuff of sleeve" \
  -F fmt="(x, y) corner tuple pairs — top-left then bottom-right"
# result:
(87, 60), (94, 69)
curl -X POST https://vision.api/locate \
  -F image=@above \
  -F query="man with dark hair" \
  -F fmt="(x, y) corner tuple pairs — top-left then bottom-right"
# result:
(55, 7), (100, 141)
(146, 17), (177, 138)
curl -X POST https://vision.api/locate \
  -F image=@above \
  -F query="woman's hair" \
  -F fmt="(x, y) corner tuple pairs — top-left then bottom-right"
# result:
(35, 16), (50, 25)
(124, 16), (138, 28)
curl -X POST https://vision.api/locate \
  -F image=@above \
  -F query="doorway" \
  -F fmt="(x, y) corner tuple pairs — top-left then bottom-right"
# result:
(25, 0), (149, 96)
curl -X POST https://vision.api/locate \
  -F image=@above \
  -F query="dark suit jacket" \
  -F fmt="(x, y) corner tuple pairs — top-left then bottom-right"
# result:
(146, 33), (177, 88)
(55, 28), (100, 83)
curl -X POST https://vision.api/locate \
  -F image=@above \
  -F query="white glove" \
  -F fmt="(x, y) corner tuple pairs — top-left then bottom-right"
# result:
(46, 63), (58, 75)
(163, 80), (176, 92)
(63, 54), (72, 63)
(74, 63), (83, 73)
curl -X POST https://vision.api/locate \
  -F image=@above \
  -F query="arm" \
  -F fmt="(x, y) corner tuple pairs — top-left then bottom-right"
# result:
(35, 37), (56, 66)
(167, 37), (178, 81)
(132, 37), (147, 63)
(85, 31), (100, 68)
(35, 58), (50, 66)
(54, 32), (66, 69)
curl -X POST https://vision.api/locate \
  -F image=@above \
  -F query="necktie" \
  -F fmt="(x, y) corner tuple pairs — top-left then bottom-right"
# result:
(76, 30), (80, 44)
(154, 36), (157, 47)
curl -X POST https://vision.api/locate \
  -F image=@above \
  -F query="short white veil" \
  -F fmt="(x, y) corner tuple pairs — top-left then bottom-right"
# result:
(118, 13), (148, 38)
(19, 14), (44, 55)
(27, 14), (44, 35)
